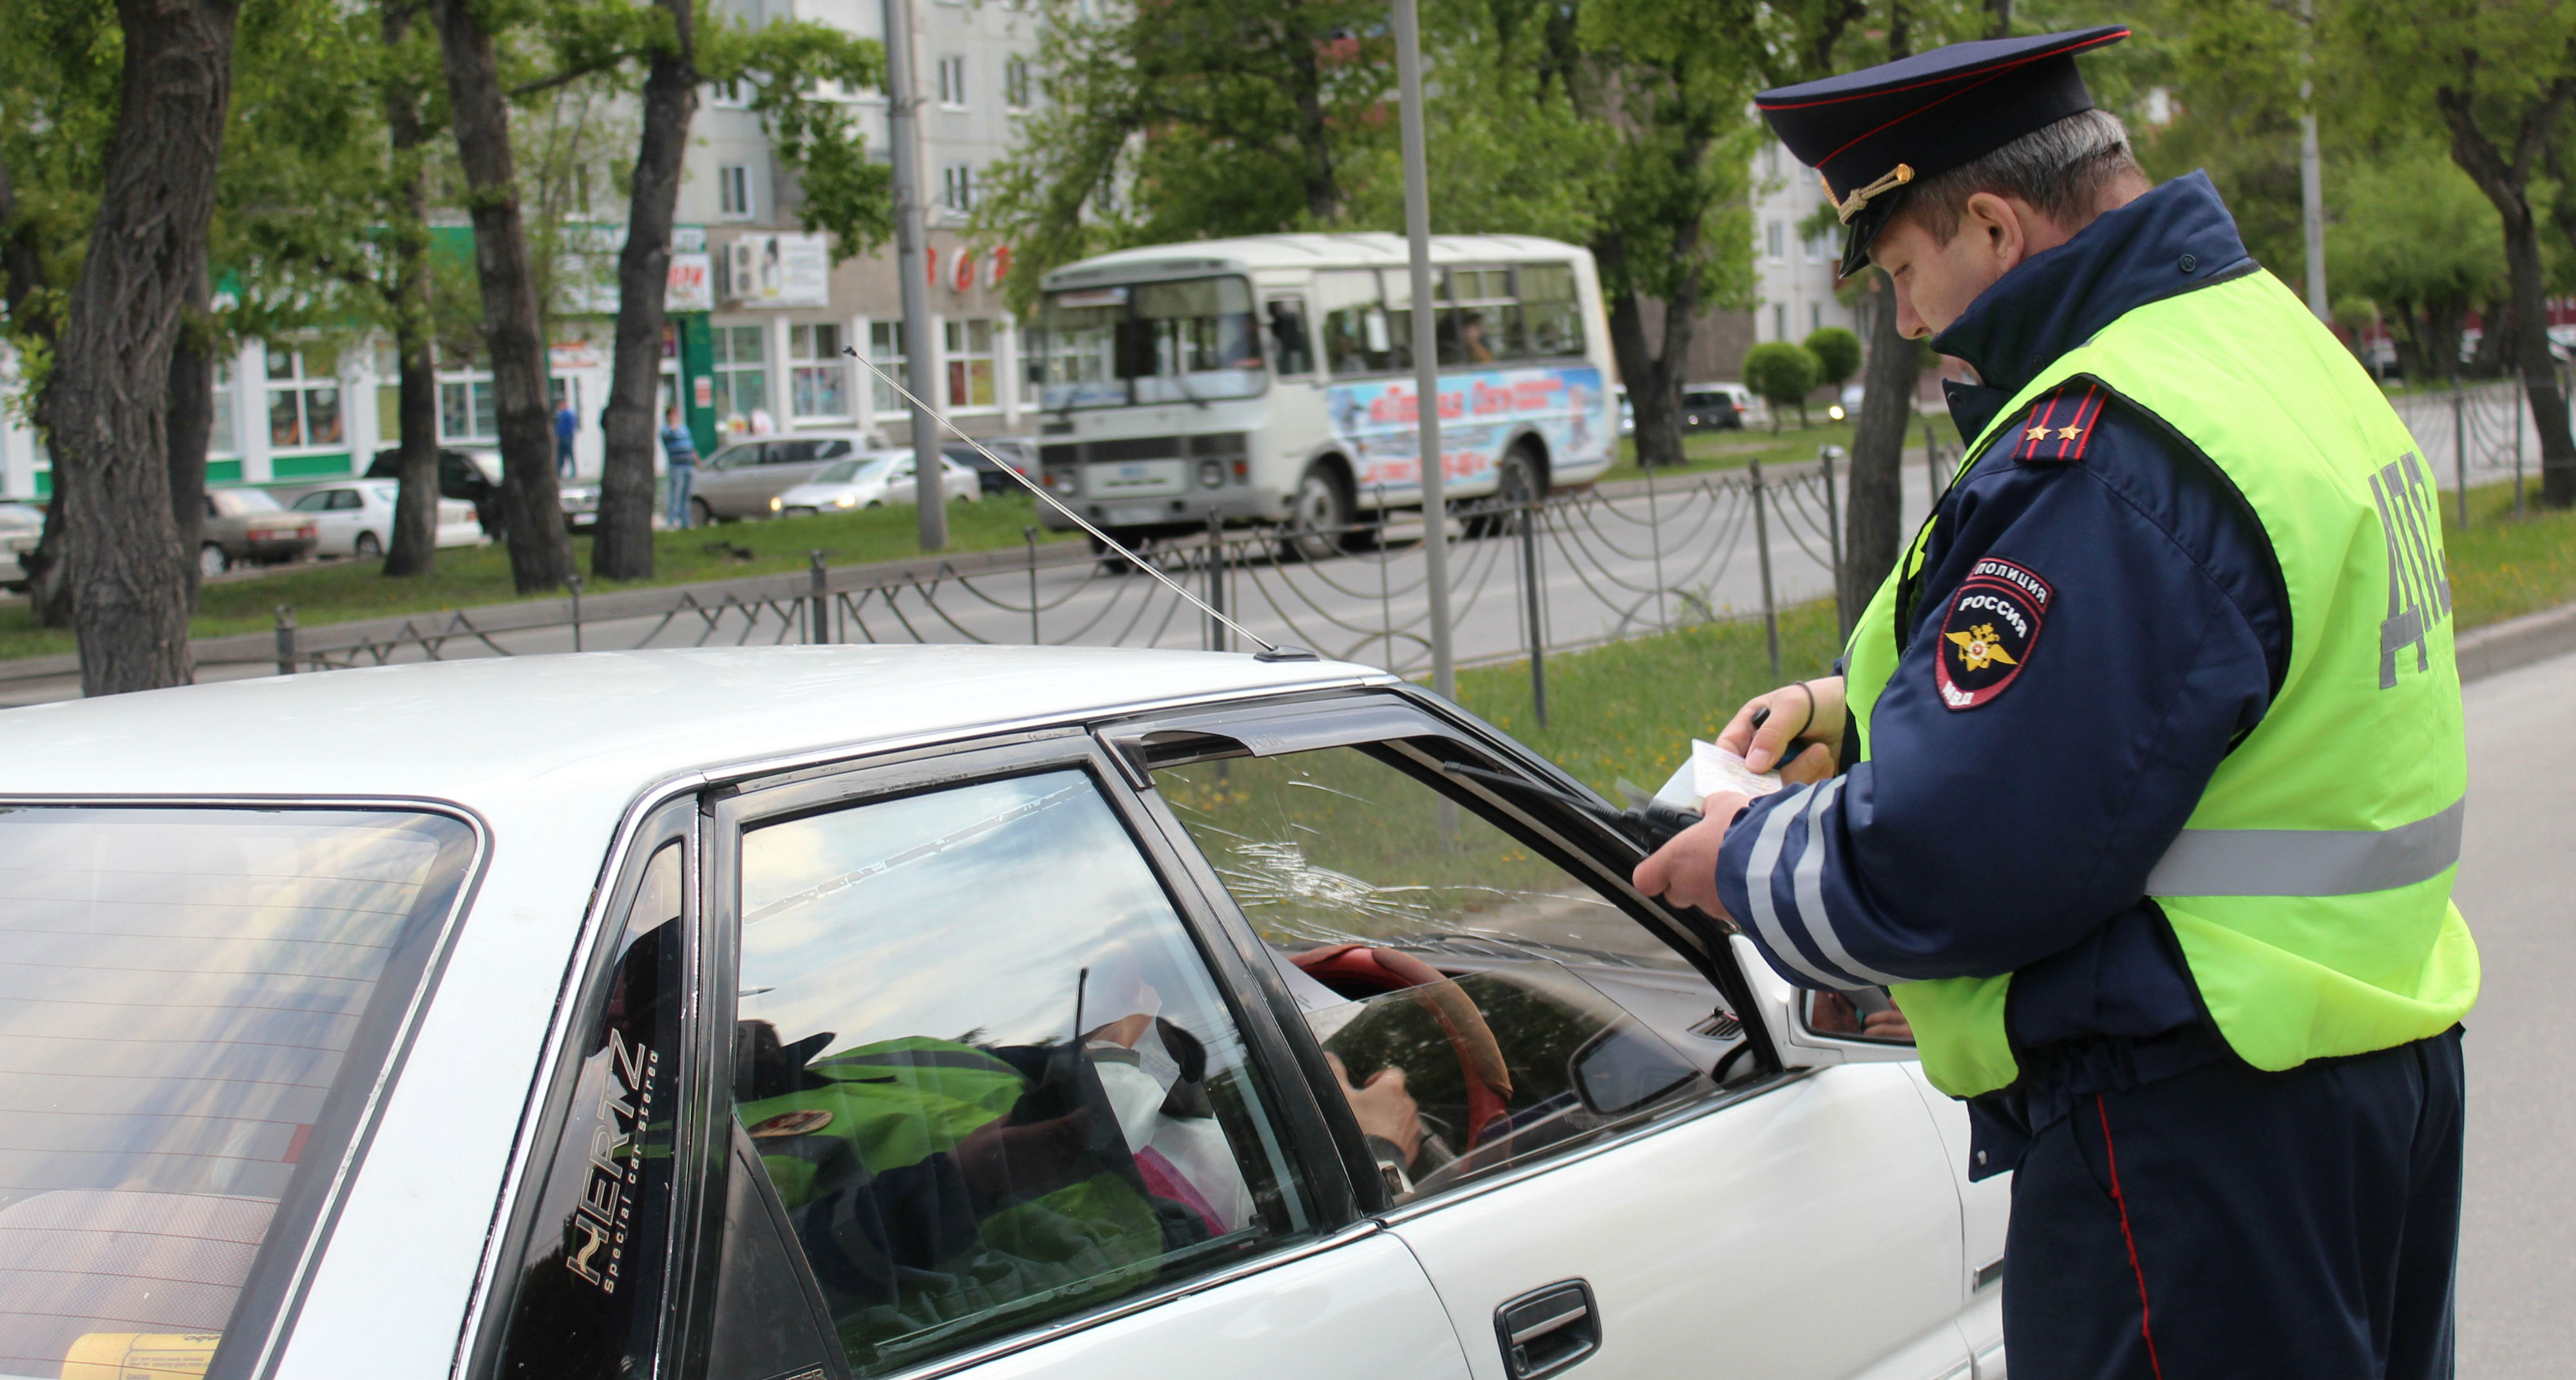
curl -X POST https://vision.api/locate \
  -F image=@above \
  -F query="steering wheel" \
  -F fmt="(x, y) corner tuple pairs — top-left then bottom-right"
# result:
(1290, 945), (1515, 1153)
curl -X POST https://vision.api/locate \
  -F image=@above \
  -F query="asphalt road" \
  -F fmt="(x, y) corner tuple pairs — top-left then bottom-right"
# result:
(2454, 647), (2576, 1378)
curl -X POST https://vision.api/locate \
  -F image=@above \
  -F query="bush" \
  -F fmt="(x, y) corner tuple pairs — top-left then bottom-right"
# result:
(1743, 342), (1821, 432)
(1803, 326), (1863, 391)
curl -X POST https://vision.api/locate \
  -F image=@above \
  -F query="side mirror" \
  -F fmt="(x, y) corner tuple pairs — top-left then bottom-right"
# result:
(1567, 1019), (1703, 1118)
(1730, 936), (1920, 1068)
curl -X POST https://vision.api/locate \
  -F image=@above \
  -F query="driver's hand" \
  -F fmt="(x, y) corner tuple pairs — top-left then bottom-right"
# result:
(1327, 1052), (1422, 1166)
(1718, 677), (1846, 777)
(1633, 789), (1747, 920)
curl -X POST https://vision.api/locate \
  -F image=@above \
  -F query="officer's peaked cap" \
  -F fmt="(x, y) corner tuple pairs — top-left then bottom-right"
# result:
(1756, 26), (2130, 277)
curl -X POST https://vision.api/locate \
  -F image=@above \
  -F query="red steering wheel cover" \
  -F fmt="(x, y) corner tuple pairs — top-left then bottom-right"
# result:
(1291, 945), (1513, 1148)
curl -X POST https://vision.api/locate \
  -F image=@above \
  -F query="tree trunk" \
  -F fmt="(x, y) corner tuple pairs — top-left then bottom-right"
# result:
(1596, 236), (1688, 469)
(166, 269), (213, 614)
(595, 0), (697, 582)
(433, 0), (574, 591)
(52, 0), (239, 695)
(1842, 272), (1920, 634)
(2440, 93), (2576, 506)
(381, 0), (443, 577)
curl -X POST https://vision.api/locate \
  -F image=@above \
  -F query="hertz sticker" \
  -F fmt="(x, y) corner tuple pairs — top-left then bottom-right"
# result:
(62, 1332), (220, 1380)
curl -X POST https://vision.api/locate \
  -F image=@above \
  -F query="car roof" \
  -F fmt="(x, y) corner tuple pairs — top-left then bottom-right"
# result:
(0, 646), (1391, 829)
(1043, 232), (1587, 287)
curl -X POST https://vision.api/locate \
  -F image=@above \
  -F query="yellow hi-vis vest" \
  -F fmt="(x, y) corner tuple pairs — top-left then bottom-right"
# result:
(1843, 267), (2479, 1099)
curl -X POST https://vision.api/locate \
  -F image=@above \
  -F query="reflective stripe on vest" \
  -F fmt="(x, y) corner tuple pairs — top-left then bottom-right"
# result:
(2145, 798), (2465, 898)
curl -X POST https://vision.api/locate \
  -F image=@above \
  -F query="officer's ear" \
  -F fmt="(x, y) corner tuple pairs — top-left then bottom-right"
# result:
(1960, 190), (2031, 272)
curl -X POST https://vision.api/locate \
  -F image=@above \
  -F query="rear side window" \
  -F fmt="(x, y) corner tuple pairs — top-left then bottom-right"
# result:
(0, 807), (475, 1380)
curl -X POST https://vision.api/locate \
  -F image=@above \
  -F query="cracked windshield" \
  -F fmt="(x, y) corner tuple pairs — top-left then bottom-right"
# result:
(1155, 746), (1685, 972)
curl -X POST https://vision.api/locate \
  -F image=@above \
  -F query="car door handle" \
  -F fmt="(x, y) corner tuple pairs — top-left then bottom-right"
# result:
(1494, 1279), (1599, 1380)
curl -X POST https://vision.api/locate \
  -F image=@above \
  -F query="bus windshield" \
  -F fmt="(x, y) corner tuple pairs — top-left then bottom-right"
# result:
(1035, 275), (1264, 410)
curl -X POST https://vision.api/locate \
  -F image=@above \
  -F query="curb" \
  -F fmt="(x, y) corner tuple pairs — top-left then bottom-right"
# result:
(2456, 600), (2576, 683)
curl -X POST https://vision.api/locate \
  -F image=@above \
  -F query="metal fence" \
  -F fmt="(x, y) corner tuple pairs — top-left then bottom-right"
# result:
(207, 460), (1868, 717)
(2387, 373), (2576, 522)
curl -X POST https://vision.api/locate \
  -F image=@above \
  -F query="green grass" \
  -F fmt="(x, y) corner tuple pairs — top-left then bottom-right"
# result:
(0, 495), (1079, 662)
(1601, 419), (1864, 485)
(2443, 475), (2576, 628)
(1452, 601), (1846, 802)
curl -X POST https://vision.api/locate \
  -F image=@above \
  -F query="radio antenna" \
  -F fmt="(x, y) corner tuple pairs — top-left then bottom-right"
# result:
(839, 345), (1306, 659)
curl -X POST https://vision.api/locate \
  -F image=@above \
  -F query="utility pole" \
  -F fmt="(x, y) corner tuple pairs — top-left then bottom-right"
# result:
(884, 0), (945, 548)
(2298, 0), (2329, 322)
(1394, 0), (1453, 699)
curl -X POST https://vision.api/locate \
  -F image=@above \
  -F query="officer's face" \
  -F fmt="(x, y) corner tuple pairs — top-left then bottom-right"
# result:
(1871, 190), (2056, 339)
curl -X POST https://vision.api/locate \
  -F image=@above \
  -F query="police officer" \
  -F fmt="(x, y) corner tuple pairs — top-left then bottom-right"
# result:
(1634, 26), (2474, 1379)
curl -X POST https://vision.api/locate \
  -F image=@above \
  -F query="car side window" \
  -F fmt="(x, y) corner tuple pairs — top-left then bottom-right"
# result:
(488, 840), (690, 1380)
(1154, 746), (1739, 1202)
(290, 491), (332, 511)
(719, 770), (1316, 1376)
(768, 440), (818, 464)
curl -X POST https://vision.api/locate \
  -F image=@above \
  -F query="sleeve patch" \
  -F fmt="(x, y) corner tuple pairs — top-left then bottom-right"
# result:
(2011, 386), (2107, 462)
(1935, 558), (2052, 710)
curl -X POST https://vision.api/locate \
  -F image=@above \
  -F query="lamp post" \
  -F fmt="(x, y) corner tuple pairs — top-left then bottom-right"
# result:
(1393, 0), (1453, 697)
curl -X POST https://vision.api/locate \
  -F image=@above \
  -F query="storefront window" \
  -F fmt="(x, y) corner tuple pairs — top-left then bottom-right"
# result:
(710, 324), (768, 434)
(266, 346), (344, 449)
(943, 318), (996, 410)
(788, 322), (849, 419)
(209, 361), (238, 457)
(869, 321), (908, 420)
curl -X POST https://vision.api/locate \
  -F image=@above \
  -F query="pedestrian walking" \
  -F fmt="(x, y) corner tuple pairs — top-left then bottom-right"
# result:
(660, 406), (698, 529)
(554, 397), (579, 479)
(1633, 26), (2474, 1379)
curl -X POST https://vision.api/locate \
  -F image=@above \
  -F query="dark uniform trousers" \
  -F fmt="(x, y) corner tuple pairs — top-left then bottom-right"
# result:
(2003, 1027), (2465, 1379)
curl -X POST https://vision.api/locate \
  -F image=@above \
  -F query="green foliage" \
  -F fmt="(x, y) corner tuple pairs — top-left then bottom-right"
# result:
(1802, 326), (1862, 388)
(703, 19), (892, 261)
(0, 0), (123, 419)
(1742, 342), (1820, 431)
(2325, 146), (2503, 381)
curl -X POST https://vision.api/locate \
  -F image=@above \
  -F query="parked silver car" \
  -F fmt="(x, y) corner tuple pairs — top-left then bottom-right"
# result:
(200, 487), (318, 576)
(0, 502), (40, 590)
(690, 430), (876, 523)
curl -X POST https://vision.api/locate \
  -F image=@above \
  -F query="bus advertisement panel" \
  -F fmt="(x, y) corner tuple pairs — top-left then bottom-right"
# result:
(1325, 364), (1610, 492)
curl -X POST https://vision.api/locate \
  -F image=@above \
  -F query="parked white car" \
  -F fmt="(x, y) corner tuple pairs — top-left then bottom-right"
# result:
(287, 480), (484, 558)
(0, 501), (40, 590)
(0, 647), (2007, 1380)
(770, 448), (982, 514)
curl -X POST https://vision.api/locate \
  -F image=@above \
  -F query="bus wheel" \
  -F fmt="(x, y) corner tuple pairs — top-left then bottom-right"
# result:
(1282, 462), (1350, 562)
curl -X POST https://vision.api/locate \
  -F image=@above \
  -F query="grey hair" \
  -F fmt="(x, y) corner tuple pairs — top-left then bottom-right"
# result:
(1895, 108), (2143, 243)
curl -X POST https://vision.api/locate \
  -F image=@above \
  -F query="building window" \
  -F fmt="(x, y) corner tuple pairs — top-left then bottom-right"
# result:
(209, 360), (239, 456)
(937, 55), (967, 108)
(1810, 302), (1823, 332)
(942, 165), (976, 213)
(869, 321), (908, 418)
(1765, 220), (1785, 261)
(944, 319), (997, 410)
(710, 324), (769, 432)
(788, 322), (849, 419)
(1005, 56), (1032, 110)
(709, 79), (748, 108)
(1772, 304), (1787, 341)
(266, 346), (345, 449)
(1804, 225), (1830, 263)
(1764, 144), (1782, 178)
(437, 352), (497, 443)
(719, 164), (753, 220)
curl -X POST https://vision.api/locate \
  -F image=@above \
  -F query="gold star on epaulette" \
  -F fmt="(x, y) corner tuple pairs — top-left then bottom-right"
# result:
(2023, 424), (2051, 440)
(2056, 424), (2084, 441)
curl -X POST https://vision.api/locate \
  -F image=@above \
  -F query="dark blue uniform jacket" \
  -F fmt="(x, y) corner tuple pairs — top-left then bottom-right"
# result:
(1712, 173), (2292, 1175)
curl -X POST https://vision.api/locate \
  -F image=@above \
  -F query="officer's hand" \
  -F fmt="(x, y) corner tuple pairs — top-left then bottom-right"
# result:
(1718, 677), (1846, 775)
(1632, 789), (1748, 920)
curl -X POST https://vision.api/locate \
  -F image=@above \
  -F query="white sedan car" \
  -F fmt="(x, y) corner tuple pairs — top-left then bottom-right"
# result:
(0, 647), (2006, 1380)
(772, 449), (981, 515)
(287, 480), (483, 558)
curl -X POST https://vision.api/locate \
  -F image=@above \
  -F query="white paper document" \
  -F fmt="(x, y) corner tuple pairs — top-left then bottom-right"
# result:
(1653, 739), (1786, 810)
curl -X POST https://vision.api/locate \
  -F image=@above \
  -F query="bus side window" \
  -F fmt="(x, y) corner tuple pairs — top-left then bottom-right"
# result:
(1265, 297), (1313, 377)
(1316, 269), (1387, 377)
(1520, 263), (1585, 358)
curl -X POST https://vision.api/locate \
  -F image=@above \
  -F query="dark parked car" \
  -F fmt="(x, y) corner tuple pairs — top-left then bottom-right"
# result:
(1681, 386), (1749, 431)
(943, 435), (1037, 496)
(368, 447), (598, 536)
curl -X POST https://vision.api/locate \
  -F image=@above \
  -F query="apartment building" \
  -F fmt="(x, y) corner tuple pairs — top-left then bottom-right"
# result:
(1749, 137), (1857, 348)
(0, 0), (1044, 502)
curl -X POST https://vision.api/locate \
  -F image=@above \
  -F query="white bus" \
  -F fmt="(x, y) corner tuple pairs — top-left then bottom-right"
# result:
(1028, 234), (1618, 554)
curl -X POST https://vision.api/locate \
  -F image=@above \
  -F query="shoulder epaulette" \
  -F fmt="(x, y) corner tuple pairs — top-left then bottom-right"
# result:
(2009, 383), (2107, 462)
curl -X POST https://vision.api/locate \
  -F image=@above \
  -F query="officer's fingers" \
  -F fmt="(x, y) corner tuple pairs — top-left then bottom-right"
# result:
(1742, 690), (1809, 773)
(1632, 845), (1672, 898)
(1712, 694), (1773, 758)
(1780, 741), (1835, 785)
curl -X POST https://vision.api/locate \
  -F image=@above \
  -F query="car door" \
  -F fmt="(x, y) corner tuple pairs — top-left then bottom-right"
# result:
(695, 442), (768, 516)
(290, 487), (358, 554)
(663, 736), (1470, 1380)
(1105, 692), (1980, 1380)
